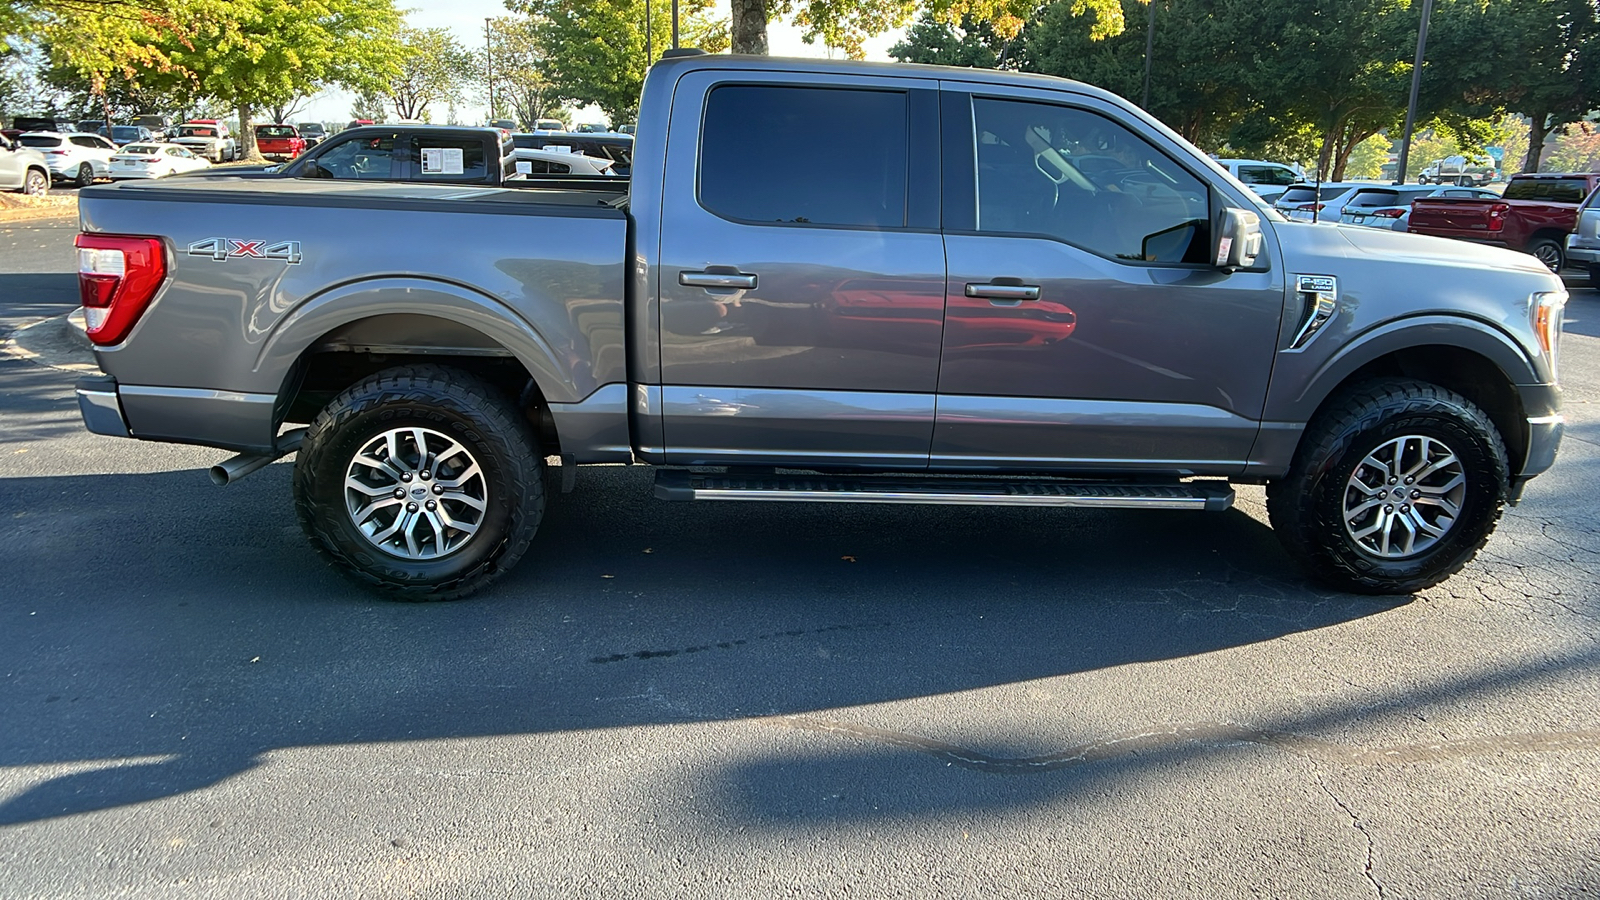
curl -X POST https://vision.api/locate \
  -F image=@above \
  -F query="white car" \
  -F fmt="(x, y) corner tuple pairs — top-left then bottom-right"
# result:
(1273, 182), (1367, 223)
(109, 143), (211, 180)
(17, 131), (117, 187)
(509, 147), (618, 176)
(1342, 185), (1499, 232)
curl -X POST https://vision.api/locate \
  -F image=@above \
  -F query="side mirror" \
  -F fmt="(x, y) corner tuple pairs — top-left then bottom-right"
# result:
(1215, 207), (1264, 271)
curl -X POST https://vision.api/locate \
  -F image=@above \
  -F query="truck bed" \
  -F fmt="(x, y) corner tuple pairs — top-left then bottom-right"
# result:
(79, 176), (631, 452)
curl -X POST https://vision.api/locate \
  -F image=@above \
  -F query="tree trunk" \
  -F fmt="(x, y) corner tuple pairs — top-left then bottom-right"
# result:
(1330, 127), (1373, 182)
(731, 0), (768, 54)
(1525, 109), (1550, 174)
(237, 100), (260, 162)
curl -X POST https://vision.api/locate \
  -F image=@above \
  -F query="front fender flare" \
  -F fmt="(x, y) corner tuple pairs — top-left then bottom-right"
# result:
(1283, 315), (1539, 423)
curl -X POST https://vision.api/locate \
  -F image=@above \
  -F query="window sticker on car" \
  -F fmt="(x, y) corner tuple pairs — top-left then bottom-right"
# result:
(187, 238), (302, 264)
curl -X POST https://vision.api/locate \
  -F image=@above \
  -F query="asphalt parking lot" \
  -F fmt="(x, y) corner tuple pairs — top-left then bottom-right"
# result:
(2, 216), (1598, 898)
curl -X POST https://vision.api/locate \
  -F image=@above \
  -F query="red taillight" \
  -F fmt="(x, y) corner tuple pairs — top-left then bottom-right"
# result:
(1487, 202), (1510, 232)
(75, 233), (166, 345)
(1372, 208), (1405, 218)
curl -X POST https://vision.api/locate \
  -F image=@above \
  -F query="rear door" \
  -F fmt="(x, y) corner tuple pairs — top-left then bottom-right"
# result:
(933, 87), (1284, 475)
(655, 71), (946, 467)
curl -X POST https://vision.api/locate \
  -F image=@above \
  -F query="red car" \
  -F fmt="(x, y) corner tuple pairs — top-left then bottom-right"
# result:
(255, 123), (306, 160)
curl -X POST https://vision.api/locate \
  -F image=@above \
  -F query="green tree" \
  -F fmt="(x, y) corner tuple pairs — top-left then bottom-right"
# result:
(485, 16), (563, 130)
(1544, 121), (1600, 172)
(1024, 0), (1252, 149)
(387, 26), (476, 121)
(889, 11), (1013, 68)
(350, 87), (387, 123)
(1344, 133), (1393, 179)
(1466, 0), (1600, 172)
(510, 0), (727, 125)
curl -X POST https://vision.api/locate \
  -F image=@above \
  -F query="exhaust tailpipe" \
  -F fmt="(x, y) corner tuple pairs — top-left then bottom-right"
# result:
(209, 427), (308, 486)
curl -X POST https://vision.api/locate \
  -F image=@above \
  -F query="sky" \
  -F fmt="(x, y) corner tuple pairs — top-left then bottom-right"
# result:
(299, 0), (907, 126)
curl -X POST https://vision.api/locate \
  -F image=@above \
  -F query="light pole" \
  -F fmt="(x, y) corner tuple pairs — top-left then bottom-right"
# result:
(1394, 0), (1435, 184)
(672, 0), (679, 49)
(646, 0), (652, 68)
(1141, 0), (1155, 109)
(484, 18), (495, 123)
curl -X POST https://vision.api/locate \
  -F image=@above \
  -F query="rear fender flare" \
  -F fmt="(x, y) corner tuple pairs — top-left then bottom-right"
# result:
(253, 276), (584, 404)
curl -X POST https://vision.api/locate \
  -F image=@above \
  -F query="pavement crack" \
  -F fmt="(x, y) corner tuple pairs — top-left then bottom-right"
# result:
(1316, 777), (1385, 900)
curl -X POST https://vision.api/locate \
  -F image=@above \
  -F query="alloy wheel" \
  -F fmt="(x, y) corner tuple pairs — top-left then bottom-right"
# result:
(1342, 434), (1466, 559)
(343, 426), (489, 560)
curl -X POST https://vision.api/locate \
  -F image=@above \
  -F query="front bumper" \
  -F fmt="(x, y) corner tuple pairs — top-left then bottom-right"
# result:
(1510, 382), (1564, 502)
(76, 374), (132, 438)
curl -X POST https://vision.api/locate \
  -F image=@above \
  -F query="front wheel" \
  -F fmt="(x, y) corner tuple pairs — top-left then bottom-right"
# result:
(293, 365), (545, 600)
(1528, 237), (1564, 273)
(23, 169), (48, 195)
(1266, 379), (1509, 595)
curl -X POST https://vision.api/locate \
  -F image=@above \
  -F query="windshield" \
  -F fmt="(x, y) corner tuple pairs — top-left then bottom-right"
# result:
(256, 126), (294, 137)
(300, 124), (325, 135)
(1502, 178), (1591, 203)
(110, 127), (141, 139)
(179, 126), (217, 138)
(18, 135), (62, 148)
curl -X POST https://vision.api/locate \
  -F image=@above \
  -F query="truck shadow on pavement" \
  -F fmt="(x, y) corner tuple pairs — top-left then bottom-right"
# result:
(0, 464), (1411, 826)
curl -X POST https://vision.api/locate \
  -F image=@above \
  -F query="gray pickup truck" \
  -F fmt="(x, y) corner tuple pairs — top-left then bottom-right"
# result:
(73, 54), (1566, 599)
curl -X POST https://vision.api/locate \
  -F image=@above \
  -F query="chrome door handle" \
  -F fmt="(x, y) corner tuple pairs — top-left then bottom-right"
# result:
(680, 270), (757, 290)
(965, 282), (1041, 301)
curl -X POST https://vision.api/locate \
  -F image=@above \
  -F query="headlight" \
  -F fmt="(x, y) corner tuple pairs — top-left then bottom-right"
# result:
(1532, 290), (1566, 379)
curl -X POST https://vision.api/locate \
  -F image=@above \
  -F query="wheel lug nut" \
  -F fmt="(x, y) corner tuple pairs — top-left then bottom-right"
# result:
(1401, 504), (1410, 513)
(1404, 476), (1414, 484)
(432, 484), (443, 494)
(419, 471), (431, 480)
(406, 502), (418, 512)
(1384, 505), (1394, 513)
(1388, 477), (1398, 484)
(425, 500), (436, 511)
(1411, 490), (1421, 499)
(393, 488), (405, 499)
(400, 472), (413, 482)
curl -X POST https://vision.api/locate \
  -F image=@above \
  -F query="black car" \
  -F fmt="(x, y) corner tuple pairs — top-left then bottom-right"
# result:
(297, 122), (328, 148)
(512, 131), (633, 176)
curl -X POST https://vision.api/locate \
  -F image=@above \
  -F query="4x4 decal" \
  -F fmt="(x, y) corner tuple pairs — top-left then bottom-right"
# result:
(187, 237), (302, 264)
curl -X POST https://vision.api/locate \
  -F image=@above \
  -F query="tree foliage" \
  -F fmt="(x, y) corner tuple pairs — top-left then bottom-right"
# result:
(386, 26), (476, 122)
(485, 16), (563, 129)
(509, 0), (727, 125)
(889, 11), (1015, 67)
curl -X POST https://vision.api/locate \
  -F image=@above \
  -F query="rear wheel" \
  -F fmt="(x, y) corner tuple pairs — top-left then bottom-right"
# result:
(1528, 237), (1564, 273)
(293, 365), (545, 600)
(1267, 379), (1508, 595)
(75, 163), (94, 187)
(1457, 175), (1473, 187)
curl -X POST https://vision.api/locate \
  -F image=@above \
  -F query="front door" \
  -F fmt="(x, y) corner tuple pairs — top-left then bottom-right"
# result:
(934, 89), (1286, 475)
(655, 72), (947, 468)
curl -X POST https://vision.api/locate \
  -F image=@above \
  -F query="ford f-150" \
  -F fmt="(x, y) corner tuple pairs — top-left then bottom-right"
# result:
(72, 54), (1567, 600)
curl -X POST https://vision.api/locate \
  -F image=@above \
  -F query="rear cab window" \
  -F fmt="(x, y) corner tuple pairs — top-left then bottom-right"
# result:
(18, 135), (62, 148)
(1503, 178), (1592, 203)
(295, 131), (398, 180)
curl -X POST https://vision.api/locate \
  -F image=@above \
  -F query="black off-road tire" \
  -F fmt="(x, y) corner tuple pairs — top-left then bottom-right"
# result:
(293, 365), (544, 601)
(1266, 379), (1509, 595)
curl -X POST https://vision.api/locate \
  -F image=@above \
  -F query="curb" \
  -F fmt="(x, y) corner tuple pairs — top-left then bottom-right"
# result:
(66, 307), (91, 349)
(0, 203), (78, 224)
(3, 312), (99, 373)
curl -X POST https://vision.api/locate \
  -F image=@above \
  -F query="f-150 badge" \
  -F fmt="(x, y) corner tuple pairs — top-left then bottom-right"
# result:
(187, 238), (302, 264)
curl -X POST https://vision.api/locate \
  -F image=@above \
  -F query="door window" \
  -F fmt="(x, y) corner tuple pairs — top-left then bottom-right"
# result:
(1238, 164), (1298, 186)
(699, 85), (907, 228)
(971, 97), (1211, 264)
(297, 132), (397, 179)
